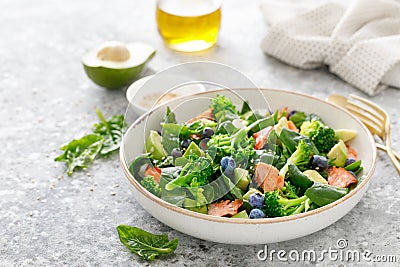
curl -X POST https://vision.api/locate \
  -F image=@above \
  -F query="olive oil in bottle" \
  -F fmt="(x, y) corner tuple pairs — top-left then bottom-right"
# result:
(156, 0), (221, 52)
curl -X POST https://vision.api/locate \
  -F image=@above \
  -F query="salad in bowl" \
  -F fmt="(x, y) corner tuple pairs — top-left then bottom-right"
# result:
(128, 94), (364, 220)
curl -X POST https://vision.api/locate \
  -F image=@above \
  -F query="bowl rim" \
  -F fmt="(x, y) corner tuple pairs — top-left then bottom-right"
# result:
(120, 88), (377, 224)
(125, 75), (207, 115)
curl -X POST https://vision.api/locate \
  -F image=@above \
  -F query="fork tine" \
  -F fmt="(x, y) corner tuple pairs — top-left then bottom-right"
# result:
(346, 101), (385, 128)
(357, 116), (384, 136)
(349, 94), (388, 118)
(345, 105), (383, 136)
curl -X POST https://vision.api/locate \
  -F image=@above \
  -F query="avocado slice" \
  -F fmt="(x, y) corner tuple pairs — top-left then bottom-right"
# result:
(334, 129), (357, 142)
(174, 157), (188, 167)
(183, 142), (203, 158)
(242, 188), (263, 200)
(231, 210), (249, 218)
(274, 116), (288, 136)
(183, 198), (207, 214)
(145, 130), (166, 160)
(327, 140), (348, 167)
(303, 170), (328, 184)
(82, 41), (155, 89)
(234, 168), (250, 190)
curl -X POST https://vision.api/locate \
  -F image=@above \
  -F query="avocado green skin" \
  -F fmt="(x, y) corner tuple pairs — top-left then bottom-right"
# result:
(83, 51), (155, 89)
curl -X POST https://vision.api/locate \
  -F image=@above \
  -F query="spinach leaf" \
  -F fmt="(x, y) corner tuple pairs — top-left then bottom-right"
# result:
(215, 121), (240, 135)
(161, 123), (183, 155)
(305, 183), (348, 206)
(161, 187), (186, 207)
(218, 167), (243, 199)
(128, 154), (152, 179)
(163, 107), (177, 124)
(159, 167), (182, 189)
(287, 164), (314, 191)
(55, 109), (126, 176)
(279, 128), (319, 156)
(54, 134), (103, 176)
(245, 114), (275, 134)
(240, 100), (251, 115)
(117, 225), (178, 261)
(288, 111), (307, 128)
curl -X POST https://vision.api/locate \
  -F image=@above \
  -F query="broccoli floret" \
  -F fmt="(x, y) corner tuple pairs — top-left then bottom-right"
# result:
(140, 176), (162, 197)
(207, 130), (255, 168)
(166, 156), (215, 190)
(212, 95), (239, 122)
(186, 157), (214, 187)
(300, 120), (337, 153)
(207, 134), (231, 162)
(262, 190), (308, 217)
(279, 140), (313, 177)
(279, 181), (299, 199)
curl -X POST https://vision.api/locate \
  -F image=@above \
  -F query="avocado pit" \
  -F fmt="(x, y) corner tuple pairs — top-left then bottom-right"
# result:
(96, 43), (131, 62)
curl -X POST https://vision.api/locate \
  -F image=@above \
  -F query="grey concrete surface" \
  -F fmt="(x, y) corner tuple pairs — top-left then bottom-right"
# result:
(1, 0), (399, 266)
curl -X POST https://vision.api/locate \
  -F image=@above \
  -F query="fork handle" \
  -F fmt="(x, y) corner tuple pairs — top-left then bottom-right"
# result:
(376, 143), (400, 161)
(387, 150), (400, 175)
(376, 143), (400, 175)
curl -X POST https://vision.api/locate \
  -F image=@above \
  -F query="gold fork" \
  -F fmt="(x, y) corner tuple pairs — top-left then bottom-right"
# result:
(327, 94), (400, 175)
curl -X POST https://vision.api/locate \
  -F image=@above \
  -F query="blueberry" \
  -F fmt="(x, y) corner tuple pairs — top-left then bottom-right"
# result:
(199, 138), (210, 150)
(202, 127), (214, 138)
(220, 156), (230, 171)
(311, 155), (329, 171)
(249, 208), (265, 219)
(345, 158), (356, 167)
(221, 156), (236, 177)
(171, 148), (183, 159)
(248, 193), (264, 208)
(181, 139), (191, 150)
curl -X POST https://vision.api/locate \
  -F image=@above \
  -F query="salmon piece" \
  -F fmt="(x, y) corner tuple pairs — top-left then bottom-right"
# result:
(346, 144), (358, 160)
(253, 163), (285, 193)
(287, 120), (299, 133)
(144, 166), (162, 183)
(190, 133), (202, 140)
(253, 126), (272, 150)
(207, 199), (243, 217)
(328, 166), (357, 188)
(187, 108), (214, 123)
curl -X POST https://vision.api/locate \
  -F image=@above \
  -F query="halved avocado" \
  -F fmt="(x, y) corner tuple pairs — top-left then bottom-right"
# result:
(82, 41), (156, 89)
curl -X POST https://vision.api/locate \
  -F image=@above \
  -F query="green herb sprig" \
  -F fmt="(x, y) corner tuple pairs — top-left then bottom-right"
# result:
(54, 108), (126, 176)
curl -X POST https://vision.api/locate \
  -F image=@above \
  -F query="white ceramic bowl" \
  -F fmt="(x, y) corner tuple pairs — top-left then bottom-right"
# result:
(126, 75), (206, 116)
(120, 88), (377, 245)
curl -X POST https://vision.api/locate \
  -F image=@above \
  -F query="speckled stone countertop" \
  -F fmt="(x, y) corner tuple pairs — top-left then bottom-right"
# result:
(1, 0), (399, 266)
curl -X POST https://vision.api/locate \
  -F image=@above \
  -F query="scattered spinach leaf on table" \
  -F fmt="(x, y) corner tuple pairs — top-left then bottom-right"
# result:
(117, 225), (178, 261)
(54, 108), (126, 176)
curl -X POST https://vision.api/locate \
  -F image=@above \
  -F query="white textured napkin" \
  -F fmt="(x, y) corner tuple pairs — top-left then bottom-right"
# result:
(261, 0), (400, 95)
